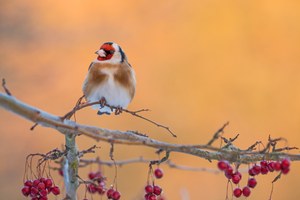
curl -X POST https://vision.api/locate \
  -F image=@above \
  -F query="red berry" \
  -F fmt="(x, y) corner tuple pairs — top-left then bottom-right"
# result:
(30, 187), (39, 196)
(39, 189), (48, 197)
(112, 190), (121, 200)
(59, 169), (64, 176)
(282, 167), (290, 174)
(38, 182), (46, 190)
(274, 161), (281, 171)
(248, 168), (256, 176)
(51, 186), (60, 195)
(261, 166), (269, 175)
(153, 185), (162, 195)
(281, 159), (290, 169)
(260, 160), (268, 167)
(267, 162), (275, 172)
(21, 186), (31, 196)
(31, 198), (39, 200)
(242, 186), (251, 197)
(154, 168), (164, 179)
(40, 177), (46, 183)
(252, 165), (261, 175)
(147, 194), (157, 200)
(96, 185), (105, 194)
(248, 178), (257, 188)
(87, 184), (97, 193)
(232, 173), (241, 184)
(217, 160), (229, 171)
(145, 193), (150, 199)
(44, 179), (53, 188)
(88, 172), (96, 180)
(40, 196), (48, 200)
(33, 179), (40, 187)
(235, 171), (242, 179)
(24, 180), (33, 187)
(145, 185), (154, 194)
(107, 188), (115, 199)
(224, 166), (233, 179)
(233, 188), (242, 198)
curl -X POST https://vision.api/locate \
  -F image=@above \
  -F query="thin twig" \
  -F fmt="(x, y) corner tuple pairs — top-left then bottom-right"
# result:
(30, 123), (38, 131)
(259, 136), (287, 153)
(79, 157), (223, 173)
(62, 97), (176, 137)
(221, 134), (240, 149)
(273, 147), (298, 152)
(121, 107), (177, 137)
(2, 78), (12, 96)
(78, 145), (100, 158)
(207, 121), (229, 146)
(244, 141), (262, 151)
(150, 151), (170, 165)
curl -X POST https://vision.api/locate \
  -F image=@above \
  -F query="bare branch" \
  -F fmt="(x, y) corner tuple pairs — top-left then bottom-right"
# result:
(0, 92), (300, 164)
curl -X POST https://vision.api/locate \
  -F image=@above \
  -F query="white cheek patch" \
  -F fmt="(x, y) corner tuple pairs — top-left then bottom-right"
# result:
(97, 49), (106, 57)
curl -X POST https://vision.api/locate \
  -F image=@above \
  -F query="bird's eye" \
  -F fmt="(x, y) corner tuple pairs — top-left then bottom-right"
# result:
(104, 50), (115, 55)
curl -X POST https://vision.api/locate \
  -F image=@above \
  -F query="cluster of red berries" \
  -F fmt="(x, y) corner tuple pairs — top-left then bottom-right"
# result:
(248, 159), (290, 176)
(217, 158), (291, 198)
(87, 171), (106, 195)
(144, 184), (163, 200)
(82, 170), (120, 200)
(106, 188), (121, 200)
(144, 168), (164, 200)
(21, 177), (60, 200)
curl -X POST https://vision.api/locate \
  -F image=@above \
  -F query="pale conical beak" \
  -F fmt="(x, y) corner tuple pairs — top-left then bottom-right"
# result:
(95, 49), (106, 57)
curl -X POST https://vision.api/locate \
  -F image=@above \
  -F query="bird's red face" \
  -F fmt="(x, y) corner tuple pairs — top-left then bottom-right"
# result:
(96, 43), (116, 61)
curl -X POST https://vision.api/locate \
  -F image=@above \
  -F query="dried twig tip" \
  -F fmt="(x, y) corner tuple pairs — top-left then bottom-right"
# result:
(2, 78), (12, 96)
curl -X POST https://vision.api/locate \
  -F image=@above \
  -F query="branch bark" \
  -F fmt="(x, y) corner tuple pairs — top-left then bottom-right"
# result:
(0, 92), (300, 165)
(63, 134), (79, 200)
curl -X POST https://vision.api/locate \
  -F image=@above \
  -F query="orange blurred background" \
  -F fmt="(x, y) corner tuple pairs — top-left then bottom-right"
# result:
(1, 0), (300, 199)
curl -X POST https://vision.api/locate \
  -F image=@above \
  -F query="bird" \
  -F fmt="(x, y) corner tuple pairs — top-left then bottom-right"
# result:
(82, 42), (136, 115)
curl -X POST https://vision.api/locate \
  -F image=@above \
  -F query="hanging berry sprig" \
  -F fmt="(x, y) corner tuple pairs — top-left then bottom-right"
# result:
(21, 149), (65, 199)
